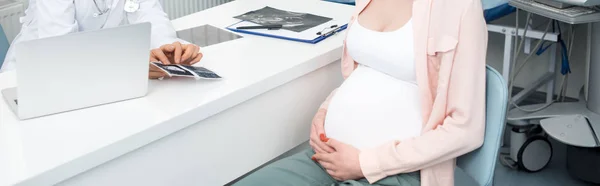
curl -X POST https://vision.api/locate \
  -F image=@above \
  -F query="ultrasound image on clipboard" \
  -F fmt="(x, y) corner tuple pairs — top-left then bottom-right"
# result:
(234, 6), (332, 32)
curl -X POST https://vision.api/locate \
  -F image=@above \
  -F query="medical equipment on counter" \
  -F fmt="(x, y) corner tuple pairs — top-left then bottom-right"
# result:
(505, 0), (600, 183)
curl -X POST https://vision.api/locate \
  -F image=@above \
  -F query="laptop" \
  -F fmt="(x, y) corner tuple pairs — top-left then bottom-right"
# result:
(1, 23), (151, 120)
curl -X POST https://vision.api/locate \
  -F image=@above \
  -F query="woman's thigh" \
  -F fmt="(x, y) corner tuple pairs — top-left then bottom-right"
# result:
(339, 172), (420, 186)
(233, 149), (337, 186)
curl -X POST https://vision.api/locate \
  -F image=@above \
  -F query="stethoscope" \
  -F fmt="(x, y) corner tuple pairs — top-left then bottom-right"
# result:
(93, 0), (140, 17)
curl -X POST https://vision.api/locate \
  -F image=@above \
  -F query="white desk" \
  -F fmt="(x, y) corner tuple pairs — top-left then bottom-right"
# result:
(0, 0), (353, 185)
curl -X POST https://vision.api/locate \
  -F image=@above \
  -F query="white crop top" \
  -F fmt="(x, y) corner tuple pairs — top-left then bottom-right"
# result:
(324, 19), (422, 150)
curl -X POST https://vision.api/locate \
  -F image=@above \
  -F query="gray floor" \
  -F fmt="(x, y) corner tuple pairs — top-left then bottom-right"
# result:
(493, 138), (597, 186)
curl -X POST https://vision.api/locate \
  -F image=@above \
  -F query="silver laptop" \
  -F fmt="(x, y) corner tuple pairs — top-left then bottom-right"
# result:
(2, 23), (151, 120)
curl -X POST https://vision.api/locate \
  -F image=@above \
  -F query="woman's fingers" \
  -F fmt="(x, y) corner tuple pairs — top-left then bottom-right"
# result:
(310, 125), (326, 154)
(310, 140), (325, 154)
(325, 169), (341, 181)
(312, 110), (328, 141)
(311, 124), (335, 153)
(318, 161), (337, 171)
(317, 139), (335, 153)
(313, 129), (334, 153)
(313, 153), (335, 164)
(312, 110), (335, 153)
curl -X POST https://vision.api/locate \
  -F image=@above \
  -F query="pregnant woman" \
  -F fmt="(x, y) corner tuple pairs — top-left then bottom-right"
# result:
(234, 0), (487, 185)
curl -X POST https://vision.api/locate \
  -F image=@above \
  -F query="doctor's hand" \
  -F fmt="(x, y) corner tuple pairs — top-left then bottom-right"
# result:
(313, 139), (364, 181)
(149, 63), (168, 79)
(150, 41), (203, 65)
(310, 108), (335, 154)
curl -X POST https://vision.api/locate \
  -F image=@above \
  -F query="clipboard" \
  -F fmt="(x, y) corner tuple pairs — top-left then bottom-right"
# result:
(226, 20), (348, 44)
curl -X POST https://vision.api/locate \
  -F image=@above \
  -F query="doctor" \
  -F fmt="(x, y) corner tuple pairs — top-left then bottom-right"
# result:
(1, 0), (202, 79)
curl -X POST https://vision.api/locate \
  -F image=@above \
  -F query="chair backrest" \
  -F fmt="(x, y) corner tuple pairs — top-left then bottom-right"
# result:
(456, 66), (508, 186)
(0, 25), (10, 70)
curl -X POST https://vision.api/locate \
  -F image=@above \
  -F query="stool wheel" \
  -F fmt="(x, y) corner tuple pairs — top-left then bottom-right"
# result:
(517, 136), (553, 172)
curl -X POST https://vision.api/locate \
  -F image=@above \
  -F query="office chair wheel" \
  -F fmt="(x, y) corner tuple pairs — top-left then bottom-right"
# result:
(517, 136), (553, 172)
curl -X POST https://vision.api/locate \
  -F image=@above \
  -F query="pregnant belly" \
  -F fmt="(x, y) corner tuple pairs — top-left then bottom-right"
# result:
(324, 66), (422, 150)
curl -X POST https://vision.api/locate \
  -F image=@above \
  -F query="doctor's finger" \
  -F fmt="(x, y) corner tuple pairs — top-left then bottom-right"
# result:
(149, 55), (158, 63)
(151, 49), (171, 65)
(160, 44), (176, 53)
(189, 52), (203, 65)
(149, 72), (165, 79)
(181, 45), (195, 63)
(172, 42), (183, 64)
(187, 52), (199, 64)
(149, 68), (167, 79)
(191, 45), (201, 59)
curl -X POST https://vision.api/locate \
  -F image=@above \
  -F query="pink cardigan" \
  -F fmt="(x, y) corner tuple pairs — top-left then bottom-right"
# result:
(319, 0), (488, 185)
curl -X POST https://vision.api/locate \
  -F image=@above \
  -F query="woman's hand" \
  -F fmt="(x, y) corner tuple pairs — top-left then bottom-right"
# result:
(150, 41), (203, 65)
(310, 108), (335, 154)
(313, 139), (364, 181)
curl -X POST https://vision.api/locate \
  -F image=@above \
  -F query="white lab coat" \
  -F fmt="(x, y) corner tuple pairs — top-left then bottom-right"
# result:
(0, 0), (183, 72)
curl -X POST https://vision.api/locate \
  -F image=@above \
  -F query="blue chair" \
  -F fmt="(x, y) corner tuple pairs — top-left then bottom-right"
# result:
(455, 66), (508, 186)
(0, 25), (10, 71)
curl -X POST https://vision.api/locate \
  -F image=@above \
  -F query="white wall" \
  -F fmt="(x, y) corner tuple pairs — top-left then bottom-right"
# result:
(487, 13), (587, 99)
